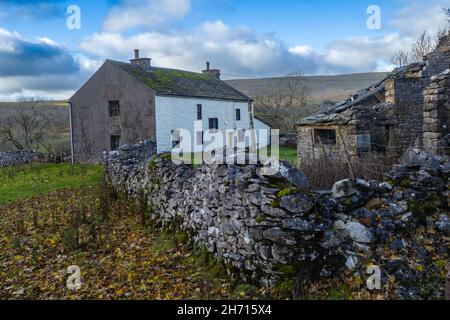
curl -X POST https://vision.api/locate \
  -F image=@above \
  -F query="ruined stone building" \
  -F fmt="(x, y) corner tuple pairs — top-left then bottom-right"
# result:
(297, 33), (450, 161)
(70, 50), (255, 163)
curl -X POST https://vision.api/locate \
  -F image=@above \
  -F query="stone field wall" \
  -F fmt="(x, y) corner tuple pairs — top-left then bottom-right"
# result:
(0, 149), (39, 168)
(104, 140), (449, 298)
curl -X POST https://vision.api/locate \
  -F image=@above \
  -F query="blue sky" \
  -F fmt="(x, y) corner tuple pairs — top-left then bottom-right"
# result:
(0, 0), (448, 100)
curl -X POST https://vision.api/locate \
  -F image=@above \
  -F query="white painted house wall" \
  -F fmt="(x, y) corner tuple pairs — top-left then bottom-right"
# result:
(254, 118), (272, 149)
(155, 95), (251, 153)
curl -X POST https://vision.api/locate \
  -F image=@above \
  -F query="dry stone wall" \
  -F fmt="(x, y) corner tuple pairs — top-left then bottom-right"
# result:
(0, 149), (39, 168)
(104, 140), (449, 298)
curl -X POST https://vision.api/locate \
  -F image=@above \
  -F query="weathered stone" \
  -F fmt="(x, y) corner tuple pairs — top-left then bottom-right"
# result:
(261, 205), (288, 218)
(282, 218), (312, 232)
(279, 193), (315, 214)
(436, 214), (450, 234)
(366, 198), (383, 210)
(263, 228), (297, 246)
(345, 222), (374, 244)
(331, 179), (359, 198)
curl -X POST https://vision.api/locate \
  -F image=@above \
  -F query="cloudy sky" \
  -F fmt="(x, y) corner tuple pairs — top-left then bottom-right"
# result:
(0, 0), (448, 101)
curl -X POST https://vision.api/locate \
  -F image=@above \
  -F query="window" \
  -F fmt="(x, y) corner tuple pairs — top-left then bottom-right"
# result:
(109, 100), (120, 117)
(208, 118), (219, 131)
(314, 129), (336, 145)
(171, 130), (181, 148)
(236, 109), (241, 121)
(110, 135), (121, 151)
(197, 104), (202, 120)
(357, 134), (371, 154)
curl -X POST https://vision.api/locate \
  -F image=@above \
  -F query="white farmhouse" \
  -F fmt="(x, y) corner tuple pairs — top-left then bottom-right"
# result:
(69, 50), (255, 163)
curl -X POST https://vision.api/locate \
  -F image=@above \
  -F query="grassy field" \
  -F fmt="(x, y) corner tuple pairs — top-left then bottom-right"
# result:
(0, 164), (274, 299)
(0, 163), (102, 205)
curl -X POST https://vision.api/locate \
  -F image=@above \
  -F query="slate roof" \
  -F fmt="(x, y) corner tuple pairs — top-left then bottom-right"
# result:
(298, 62), (426, 126)
(109, 60), (251, 102)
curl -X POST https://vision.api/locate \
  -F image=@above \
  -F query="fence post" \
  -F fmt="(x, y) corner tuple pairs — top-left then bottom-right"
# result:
(337, 128), (356, 181)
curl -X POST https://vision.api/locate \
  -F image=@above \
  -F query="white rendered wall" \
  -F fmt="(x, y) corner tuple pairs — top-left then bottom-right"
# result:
(254, 119), (272, 149)
(155, 95), (251, 153)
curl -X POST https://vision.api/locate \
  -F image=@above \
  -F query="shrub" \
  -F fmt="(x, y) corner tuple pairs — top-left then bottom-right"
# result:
(299, 152), (397, 190)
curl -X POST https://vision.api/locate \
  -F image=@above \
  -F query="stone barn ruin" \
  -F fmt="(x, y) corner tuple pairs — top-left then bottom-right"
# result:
(297, 33), (450, 162)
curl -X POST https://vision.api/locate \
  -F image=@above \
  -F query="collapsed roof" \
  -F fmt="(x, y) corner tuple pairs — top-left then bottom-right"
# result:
(298, 62), (426, 126)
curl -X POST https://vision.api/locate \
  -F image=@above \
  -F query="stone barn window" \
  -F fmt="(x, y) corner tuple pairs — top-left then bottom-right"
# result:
(314, 129), (336, 145)
(357, 134), (371, 154)
(110, 135), (121, 151)
(109, 100), (120, 117)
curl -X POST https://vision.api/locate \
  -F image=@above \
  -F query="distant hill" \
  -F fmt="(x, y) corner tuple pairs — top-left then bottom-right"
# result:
(226, 72), (388, 105)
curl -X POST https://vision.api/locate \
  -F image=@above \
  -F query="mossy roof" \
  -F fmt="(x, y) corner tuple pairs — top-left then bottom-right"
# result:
(109, 60), (251, 102)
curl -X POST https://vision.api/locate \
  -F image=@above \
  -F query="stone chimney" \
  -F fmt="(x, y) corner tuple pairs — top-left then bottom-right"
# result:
(202, 61), (221, 80)
(130, 49), (152, 70)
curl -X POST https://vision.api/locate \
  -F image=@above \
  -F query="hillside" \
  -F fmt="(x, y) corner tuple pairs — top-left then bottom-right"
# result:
(226, 72), (388, 104)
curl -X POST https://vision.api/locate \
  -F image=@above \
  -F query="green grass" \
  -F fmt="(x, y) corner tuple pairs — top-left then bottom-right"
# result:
(259, 146), (298, 167)
(170, 146), (299, 167)
(0, 163), (102, 205)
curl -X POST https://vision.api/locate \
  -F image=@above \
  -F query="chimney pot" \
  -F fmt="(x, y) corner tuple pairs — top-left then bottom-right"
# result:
(202, 62), (221, 80)
(134, 49), (140, 59)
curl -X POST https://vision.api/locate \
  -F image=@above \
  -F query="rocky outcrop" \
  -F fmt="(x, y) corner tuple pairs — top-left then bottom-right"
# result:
(0, 149), (39, 168)
(104, 141), (449, 299)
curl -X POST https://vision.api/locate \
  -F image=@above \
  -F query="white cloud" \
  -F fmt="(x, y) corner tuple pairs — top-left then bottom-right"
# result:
(323, 34), (409, 72)
(289, 45), (312, 56)
(102, 0), (192, 32)
(390, 0), (448, 37)
(81, 20), (325, 77)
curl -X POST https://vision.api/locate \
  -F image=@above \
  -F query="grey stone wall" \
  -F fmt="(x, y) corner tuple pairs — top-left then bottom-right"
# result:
(0, 149), (39, 168)
(104, 140), (449, 298)
(423, 70), (450, 156)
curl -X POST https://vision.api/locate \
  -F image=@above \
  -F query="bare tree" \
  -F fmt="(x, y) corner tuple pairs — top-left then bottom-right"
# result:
(253, 71), (311, 134)
(391, 30), (442, 68)
(0, 96), (52, 152)
(410, 31), (435, 62)
(391, 50), (410, 68)
(445, 8), (450, 24)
